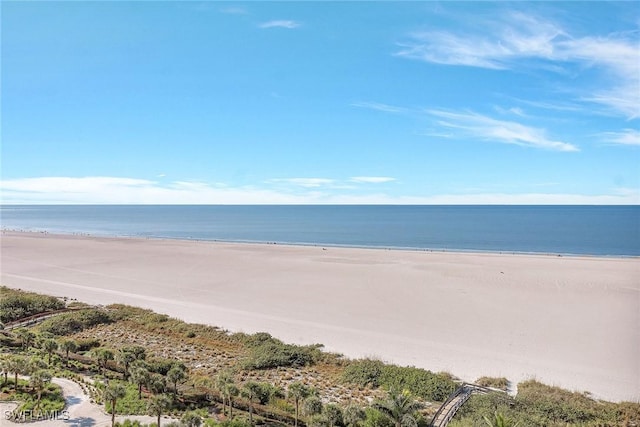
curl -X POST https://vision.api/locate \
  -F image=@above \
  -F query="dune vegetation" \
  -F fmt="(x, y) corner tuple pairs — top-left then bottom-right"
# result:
(1, 286), (638, 427)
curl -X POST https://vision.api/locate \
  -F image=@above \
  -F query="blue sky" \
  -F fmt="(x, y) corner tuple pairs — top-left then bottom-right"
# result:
(1, 1), (639, 204)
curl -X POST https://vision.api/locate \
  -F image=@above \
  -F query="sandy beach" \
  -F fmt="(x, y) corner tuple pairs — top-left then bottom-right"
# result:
(1, 231), (638, 402)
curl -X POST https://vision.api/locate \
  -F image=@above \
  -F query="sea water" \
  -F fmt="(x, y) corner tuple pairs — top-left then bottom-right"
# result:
(1, 205), (638, 256)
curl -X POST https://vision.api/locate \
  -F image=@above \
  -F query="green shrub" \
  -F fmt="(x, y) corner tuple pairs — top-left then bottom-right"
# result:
(363, 407), (393, 427)
(114, 382), (148, 415)
(0, 288), (65, 323)
(242, 334), (323, 370)
(38, 309), (113, 336)
(514, 380), (614, 424)
(342, 359), (456, 401)
(343, 359), (385, 387)
(75, 338), (102, 352)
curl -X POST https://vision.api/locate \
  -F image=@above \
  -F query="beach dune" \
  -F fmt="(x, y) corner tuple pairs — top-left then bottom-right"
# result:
(1, 231), (638, 402)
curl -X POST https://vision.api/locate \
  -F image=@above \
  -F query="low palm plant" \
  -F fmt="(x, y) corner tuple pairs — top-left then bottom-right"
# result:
(372, 389), (421, 427)
(483, 411), (519, 427)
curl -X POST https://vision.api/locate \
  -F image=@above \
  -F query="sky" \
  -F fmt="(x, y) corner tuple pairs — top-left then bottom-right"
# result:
(1, 1), (639, 204)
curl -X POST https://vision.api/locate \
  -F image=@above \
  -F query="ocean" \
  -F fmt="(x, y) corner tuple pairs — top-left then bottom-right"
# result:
(0, 205), (638, 256)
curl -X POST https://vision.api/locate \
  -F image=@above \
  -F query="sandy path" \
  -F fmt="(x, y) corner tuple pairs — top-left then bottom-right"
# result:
(54, 377), (167, 427)
(1, 231), (638, 402)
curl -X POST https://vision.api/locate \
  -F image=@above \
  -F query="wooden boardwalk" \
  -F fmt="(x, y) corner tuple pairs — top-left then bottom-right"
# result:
(430, 383), (493, 427)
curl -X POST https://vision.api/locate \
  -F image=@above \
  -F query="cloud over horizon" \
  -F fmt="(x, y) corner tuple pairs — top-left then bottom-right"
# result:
(1, 176), (637, 205)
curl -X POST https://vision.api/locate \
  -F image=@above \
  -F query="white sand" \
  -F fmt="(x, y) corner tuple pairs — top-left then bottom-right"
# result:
(1, 231), (638, 402)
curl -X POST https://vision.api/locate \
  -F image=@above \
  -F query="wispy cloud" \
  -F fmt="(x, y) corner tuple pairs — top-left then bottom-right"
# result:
(494, 106), (528, 118)
(428, 109), (579, 152)
(395, 12), (565, 69)
(269, 178), (334, 188)
(2, 176), (637, 205)
(564, 36), (640, 119)
(396, 12), (640, 119)
(259, 20), (301, 29)
(351, 101), (408, 114)
(350, 177), (396, 184)
(600, 129), (640, 146)
(512, 98), (585, 113)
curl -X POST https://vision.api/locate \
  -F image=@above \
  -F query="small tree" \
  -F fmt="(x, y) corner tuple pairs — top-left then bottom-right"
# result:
(303, 396), (323, 417)
(28, 356), (47, 374)
(42, 339), (58, 366)
(124, 345), (146, 361)
(60, 340), (77, 367)
(225, 382), (240, 418)
(147, 393), (171, 427)
(29, 369), (52, 410)
(148, 372), (167, 395)
(104, 382), (127, 427)
(116, 348), (137, 380)
(93, 348), (114, 376)
(7, 355), (28, 390)
(167, 364), (187, 395)
(241, 381), (262, 426)
(16, 328), (36, 350)
(130, 362), (151, 399)
(288, 382), (310, 427)
(215, 370), (235, 417)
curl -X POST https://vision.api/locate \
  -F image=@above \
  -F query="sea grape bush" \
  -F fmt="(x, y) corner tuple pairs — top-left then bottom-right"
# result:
(343, 359), (456, 402)
(241, 333), (324, 369)
(38, 309), (113, 335)
(0, 287), (65, 323)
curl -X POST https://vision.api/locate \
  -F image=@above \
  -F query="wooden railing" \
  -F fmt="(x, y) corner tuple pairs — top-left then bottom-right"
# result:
(430, 383), (492, 427)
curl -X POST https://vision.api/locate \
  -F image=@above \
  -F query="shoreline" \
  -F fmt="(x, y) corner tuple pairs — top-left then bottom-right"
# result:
(1, 230), (639, 403)
(3, 228), (638, 260)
